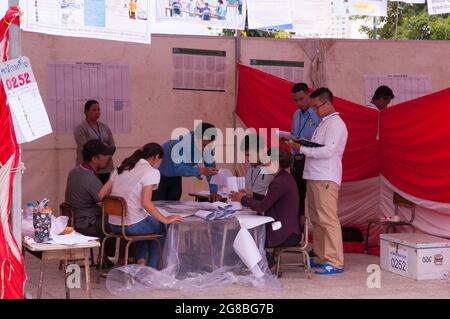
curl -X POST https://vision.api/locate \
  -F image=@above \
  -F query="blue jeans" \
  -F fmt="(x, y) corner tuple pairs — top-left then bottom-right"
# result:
(109, 216), (166, 268)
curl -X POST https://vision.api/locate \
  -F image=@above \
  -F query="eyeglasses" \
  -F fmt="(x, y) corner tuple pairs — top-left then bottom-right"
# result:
(312, 101), (327, 109)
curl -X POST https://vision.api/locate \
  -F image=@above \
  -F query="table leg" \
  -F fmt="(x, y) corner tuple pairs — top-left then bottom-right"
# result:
(207, 225), (215, 269)
(84, 249), (92, 299)
(37, 258), (45, 299)
(63, 259), (70, 299)
(219, 224), (228, 268)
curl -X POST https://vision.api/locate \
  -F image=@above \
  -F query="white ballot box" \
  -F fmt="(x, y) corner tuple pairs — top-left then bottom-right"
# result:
(380, 233), (450, 280)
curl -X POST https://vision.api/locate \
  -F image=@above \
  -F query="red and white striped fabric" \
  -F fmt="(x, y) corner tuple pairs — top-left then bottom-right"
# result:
(0, 6), (25, 299)
(236, 64), (450, 249)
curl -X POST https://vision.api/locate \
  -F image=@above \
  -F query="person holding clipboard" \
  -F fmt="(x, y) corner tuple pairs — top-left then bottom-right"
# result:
(285, 83), (320, 217)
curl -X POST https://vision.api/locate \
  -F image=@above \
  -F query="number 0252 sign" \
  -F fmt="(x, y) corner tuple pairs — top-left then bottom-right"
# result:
(389, 245), (408, 275)
(0, 56), (52, 143)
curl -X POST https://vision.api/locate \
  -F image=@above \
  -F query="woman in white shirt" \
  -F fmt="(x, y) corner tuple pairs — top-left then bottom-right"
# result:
(99, 143), (183, 268)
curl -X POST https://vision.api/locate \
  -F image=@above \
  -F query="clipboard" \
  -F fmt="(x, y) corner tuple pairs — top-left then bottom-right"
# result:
(292, 138), (324, 148)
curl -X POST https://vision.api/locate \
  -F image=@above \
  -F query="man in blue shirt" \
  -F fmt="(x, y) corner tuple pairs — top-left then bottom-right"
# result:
(288, 83), (320, 216)
(153, 122), (219, 202)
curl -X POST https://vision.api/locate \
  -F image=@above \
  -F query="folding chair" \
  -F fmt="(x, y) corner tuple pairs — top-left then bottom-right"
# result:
(273, 215), (312, 279)
(364, 192), (415, 253)
(97, 195), (163, 282)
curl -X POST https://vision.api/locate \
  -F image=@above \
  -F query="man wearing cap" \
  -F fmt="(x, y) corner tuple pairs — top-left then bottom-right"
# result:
(65, 139), (116, 257)
(153, 122), (220, 202)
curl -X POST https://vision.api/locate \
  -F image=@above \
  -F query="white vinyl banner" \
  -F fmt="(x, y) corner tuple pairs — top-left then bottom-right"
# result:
(427, 0), (450, 15)
(19, 0), (151, 44)
(332, 0), (388, 17)
(247, 0), (293, 30)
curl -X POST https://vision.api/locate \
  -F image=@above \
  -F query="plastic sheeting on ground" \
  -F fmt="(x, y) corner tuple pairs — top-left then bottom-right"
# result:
(106, 202), (282, 294)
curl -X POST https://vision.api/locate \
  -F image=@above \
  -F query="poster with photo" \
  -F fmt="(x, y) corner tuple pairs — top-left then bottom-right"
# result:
(19, 0), (151, 44)
(156, 0), (246, 30)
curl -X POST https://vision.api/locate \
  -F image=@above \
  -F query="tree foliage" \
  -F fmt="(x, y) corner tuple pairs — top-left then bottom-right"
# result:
(358, 3), (450, 40)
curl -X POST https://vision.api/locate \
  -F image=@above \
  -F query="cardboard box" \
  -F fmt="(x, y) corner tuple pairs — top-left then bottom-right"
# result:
(380, 233), (450, 280)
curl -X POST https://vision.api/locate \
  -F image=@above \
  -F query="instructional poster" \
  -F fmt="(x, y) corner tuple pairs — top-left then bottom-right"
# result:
(19, 0), (151, 44)
(156, 0), (246, 30)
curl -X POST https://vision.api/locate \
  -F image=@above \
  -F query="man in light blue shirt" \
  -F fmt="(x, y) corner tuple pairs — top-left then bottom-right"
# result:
(153, 122), (219, 202)
(287, 83), (320, 216)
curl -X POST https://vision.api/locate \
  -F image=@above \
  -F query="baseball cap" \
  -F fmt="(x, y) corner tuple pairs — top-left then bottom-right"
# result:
(82, 139), (116, 161)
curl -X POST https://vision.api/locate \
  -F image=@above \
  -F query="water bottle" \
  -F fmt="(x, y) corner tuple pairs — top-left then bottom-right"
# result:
(24, 202), (34, 219)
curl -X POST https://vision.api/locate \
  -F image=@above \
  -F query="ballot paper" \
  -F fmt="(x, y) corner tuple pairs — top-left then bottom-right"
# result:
(210, 168), (234, 186)
(275, 129), (292, 140)
(226, 176), (246, 193)
(158, 208), (195, 218)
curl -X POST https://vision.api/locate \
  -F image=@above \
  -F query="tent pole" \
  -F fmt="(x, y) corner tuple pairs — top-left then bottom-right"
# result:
(9, 0), (22, 248)
(233, 28), (241, 171)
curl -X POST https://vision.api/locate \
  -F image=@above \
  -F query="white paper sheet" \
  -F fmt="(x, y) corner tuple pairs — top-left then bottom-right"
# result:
(0, 57), (53, 144)
(275, 129), (292, 140)
(20, 0), (151, 44)
(233, 228), (264, 277)
(210, 168), (234, 186)
(48, 232), (98, 245)
(236, 215), (275, 230)
(158, 207), (195, 218)
(194, 210), (212, 220)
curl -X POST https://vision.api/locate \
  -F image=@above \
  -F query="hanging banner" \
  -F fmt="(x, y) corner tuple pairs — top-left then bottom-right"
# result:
(156, 0), (246, 30)
(19, 0), (151, 44)
(0, 56), (52, 144)
(291, 0), (332, 36)
(427, 0), (450, 15)
(333, 0), (388, 17)
(390, 0), (425, 3)
(246, 0), (293, 30)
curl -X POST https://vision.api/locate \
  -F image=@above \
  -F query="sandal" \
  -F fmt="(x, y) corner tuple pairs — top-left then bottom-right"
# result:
(314, 263), (344, 275)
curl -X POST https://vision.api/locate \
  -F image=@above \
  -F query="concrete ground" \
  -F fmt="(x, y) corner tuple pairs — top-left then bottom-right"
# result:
(24, 253), (450, 299)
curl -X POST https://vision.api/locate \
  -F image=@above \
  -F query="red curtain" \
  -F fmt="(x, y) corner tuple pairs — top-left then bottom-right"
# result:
(0, 7), (25, 299)
(381, 88), (450, 203)
(236, 64), (450, 203)
(236, 64), (379, 182)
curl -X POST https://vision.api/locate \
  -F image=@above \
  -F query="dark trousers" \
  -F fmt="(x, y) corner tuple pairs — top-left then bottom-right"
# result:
(77, 218), (116, 258)
(292, 157), (307, 216)
(152, 175), (183, 201)
(266, 233), (301, 268)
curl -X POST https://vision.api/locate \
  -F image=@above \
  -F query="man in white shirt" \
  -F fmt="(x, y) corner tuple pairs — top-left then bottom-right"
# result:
(289, 87), (348, 274)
